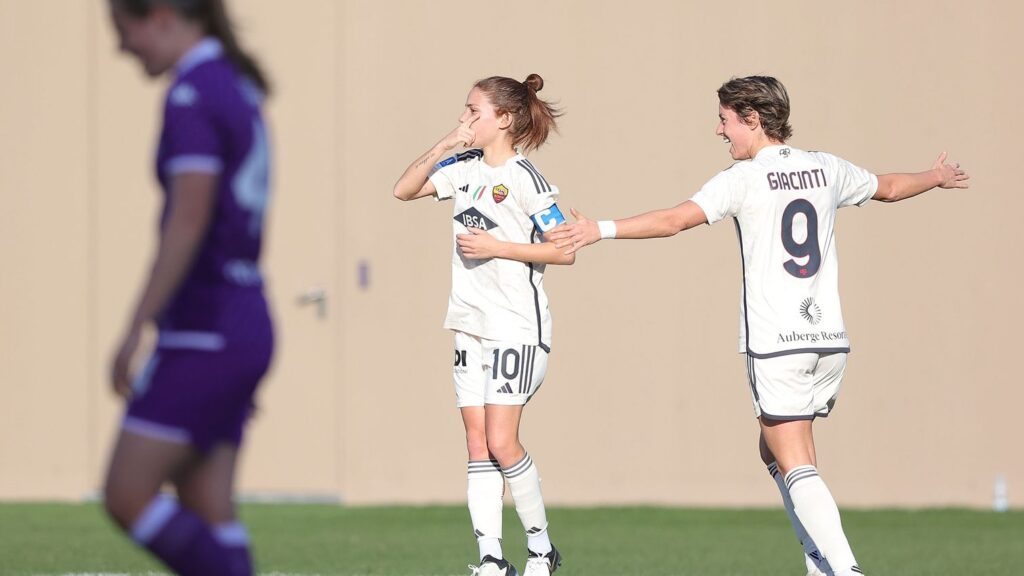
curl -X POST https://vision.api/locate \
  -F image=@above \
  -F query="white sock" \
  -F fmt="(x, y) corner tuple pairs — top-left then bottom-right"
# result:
(212, 521), (249, 548)
(129, 493), (179, 544)
(502, 452), (552, 555)
(468, 459), (505, 560)
(768, 462), (831, 574)
(785, 465), (863, 575)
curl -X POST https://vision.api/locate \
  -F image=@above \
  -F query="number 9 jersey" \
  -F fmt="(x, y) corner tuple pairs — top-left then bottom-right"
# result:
(429, 151), (563, 351)
(690, 145), (877, 358)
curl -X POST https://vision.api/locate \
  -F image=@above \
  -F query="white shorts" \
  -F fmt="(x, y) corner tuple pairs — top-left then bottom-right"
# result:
(745, 352), (847, 420)
(453, 331), (549, 408)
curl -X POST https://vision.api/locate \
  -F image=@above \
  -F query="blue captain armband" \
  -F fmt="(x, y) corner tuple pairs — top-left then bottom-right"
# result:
(531, 204), (566, 234)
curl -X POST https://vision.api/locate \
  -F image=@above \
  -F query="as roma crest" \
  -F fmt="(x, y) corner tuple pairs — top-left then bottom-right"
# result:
(492, 184), (509, 204)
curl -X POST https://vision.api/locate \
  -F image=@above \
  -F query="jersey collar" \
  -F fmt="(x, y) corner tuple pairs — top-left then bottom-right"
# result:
(175, 38), (223, 77)
(755, 144), (792, 160)
(478, 152), (525, 170)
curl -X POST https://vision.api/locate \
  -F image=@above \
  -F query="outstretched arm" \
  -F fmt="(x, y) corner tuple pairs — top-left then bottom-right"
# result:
(547, 200), (709, 254)
(393, 115), (478, 201)
(457, 227), (575, 265)
(872, 152), (970, 202)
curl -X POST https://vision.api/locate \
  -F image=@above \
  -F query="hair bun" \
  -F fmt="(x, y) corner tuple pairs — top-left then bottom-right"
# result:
(524, 73), (544, 92)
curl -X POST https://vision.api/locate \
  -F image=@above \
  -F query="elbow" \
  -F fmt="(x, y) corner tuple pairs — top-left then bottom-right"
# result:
(665, 218), (687, 237)
(561, 252), (576, 266)
(876, 189), (901, 203)
(393, 186), (410, 201)
(873, 178), (902, 203)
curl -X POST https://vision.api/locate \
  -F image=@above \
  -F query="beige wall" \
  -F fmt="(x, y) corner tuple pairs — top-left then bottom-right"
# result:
(1, 0), (1021, 508)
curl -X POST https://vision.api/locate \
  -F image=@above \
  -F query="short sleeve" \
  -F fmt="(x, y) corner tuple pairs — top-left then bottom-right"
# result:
(162, 82), (225, 176)
(689, 168), (743, 225)
(513, 159), (559, 217)
(810, 152), (878, 208)
(429, 149), (481, 201)
(428, 160), (460, 201)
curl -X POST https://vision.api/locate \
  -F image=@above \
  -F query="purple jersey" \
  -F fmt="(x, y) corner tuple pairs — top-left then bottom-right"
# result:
(124, 39), (273, 453)
(155, 39), (270, 332)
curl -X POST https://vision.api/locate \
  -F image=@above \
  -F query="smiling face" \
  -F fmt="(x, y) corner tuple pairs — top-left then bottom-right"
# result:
(459, 87), (510, 150)
(715, 104), (760, 161)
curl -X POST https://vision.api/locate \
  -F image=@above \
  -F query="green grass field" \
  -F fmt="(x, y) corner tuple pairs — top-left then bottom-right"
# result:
(0, 503), (1020, 575)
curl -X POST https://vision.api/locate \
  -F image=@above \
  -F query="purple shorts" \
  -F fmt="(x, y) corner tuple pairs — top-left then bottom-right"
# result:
(124, 294), (273, 453)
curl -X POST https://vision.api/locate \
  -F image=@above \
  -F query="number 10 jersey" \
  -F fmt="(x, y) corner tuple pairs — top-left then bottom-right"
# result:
(690, 145), (877, 358)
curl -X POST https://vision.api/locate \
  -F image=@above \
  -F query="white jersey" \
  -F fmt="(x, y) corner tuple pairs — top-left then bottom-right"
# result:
(429, 150), (561, 350)
(690, 145), (877, 358)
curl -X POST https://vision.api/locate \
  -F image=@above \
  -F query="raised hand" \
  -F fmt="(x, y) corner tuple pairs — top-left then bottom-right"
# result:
(547, 208), (601, 254)
(110, 325), (141, 399)
(442, 114), (479, 151)
(933, 151), (970, 189)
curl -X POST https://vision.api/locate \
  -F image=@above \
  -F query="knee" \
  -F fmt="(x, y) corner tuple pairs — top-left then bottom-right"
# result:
(758, 440), (774, 466)
(465, 430), (489, 460)
(103, 473), (156, 530)
(102, 478), (136, 530)
(485, 434), (521, 463)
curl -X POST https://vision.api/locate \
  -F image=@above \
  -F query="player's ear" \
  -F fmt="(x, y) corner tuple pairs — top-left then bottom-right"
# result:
(498, 112), (513, 130)
(745, 110), (761, 131)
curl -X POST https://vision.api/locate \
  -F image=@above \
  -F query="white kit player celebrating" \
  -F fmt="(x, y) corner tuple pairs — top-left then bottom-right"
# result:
(394, 73), (572, 576)
(548, 76), (969, 576)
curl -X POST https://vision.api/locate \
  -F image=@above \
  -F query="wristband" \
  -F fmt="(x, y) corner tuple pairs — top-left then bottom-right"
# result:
(598, 220), (617, 240)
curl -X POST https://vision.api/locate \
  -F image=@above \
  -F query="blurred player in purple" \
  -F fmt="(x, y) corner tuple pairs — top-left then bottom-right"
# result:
(102, 1), (272, 575)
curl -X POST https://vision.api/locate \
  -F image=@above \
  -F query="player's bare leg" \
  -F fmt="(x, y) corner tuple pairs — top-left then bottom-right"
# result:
(760, 432), (830, 575)
(104, 430), (242, 575)
(175, 444), (251, 574)
(761, 418), (863, 575)
(486, 404), (560, 575)
(463, 407), (506, 564)
(104, 430), (191, 529)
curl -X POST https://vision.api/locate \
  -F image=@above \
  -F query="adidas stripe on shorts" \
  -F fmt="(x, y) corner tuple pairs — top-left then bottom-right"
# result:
(453, 330), (548, 407)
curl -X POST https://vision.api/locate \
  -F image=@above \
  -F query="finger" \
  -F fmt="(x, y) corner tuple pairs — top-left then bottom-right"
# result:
(466, 114), (480, 128)
(468, 227), (485, 235)
(570, 207), (581, 220)
(936, 151), (947, 165)
(546, 229), (568, 242)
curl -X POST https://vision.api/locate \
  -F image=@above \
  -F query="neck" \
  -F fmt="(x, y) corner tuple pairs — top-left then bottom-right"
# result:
(747, 135), (785, 158)
(481, 142), (517, 168)
(166, 26), (206, 73)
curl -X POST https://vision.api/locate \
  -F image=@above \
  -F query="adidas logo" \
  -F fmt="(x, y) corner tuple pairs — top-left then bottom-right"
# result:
(497, 383), (513, 394)
(459, 184), (469, 193)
